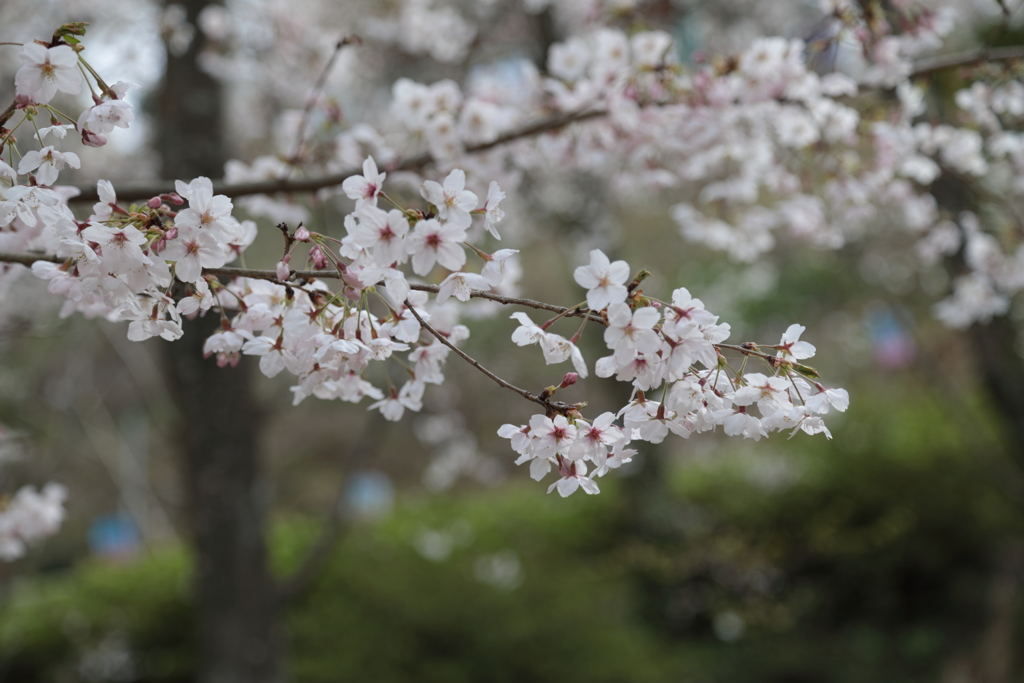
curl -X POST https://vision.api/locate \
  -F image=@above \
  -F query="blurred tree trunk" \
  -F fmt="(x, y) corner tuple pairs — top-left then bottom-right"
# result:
(158, 2), (283, 682)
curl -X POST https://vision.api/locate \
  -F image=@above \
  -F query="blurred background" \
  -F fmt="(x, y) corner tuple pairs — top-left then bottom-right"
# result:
(2, 0), (1024, 681)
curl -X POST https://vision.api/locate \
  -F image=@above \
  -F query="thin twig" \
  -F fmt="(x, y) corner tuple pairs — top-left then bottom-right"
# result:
(286, 35), (359, 174)
(68, 107), (608, 203)
(406, 301), (547, 407)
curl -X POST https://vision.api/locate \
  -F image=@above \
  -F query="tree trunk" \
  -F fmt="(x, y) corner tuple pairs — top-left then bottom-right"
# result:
(158, 1), (283, 681)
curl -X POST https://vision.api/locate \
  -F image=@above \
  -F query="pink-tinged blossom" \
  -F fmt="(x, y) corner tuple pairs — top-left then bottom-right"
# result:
(124, 293), (183, 342)
(666, 288), (716, 327)
(592, 443), (636, 478)
(498, 423), (533, 456)
(529, 414), (578, 458)
(419, 169), (477, 230)
(776, 324), (816, 360)
(481, 249), (518, 287)
(15, 44), (81, 104)
(17, 146), (80, 186)
(548, 457), (600, 497)
(38, 123), (74, 140)
(732, 373), (792, 415)
(409, 342), (450, 384)
(604, 303), (662, 362)
(510, 311), (548, 347)
(541, 334), (589, 378)
(348, 205), (408, 265)
(174, 183), (240, 242)
(570, 412), (624, 460)
(407, 218), (467, 275)
(574, 249), (630, 311)
(91, 180), (118, 222)
(482, 181), (505, 239)
(242, 335), (299, 378)
(162, 224), (228, 283)
(805, 387), (850, 414)
(368, 380), (424, 421)
(342, 156), (386, 209)
(81, 223), (148, 275)
(720, 410), (768, 441)
(78, 98), (135, 135)
(436, 271), (491, 304)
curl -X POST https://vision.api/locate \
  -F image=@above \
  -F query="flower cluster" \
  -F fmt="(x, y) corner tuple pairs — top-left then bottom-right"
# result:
(0, 20), (865, 557)
(499, 249), (848, 497)
(0, 483), (68, 561)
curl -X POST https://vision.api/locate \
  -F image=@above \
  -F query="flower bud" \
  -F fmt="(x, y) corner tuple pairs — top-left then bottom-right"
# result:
(81, 129), (107, 147)
(559, 372), (579, 388)
(295, 226), (311, 242)
(276, 260), (290, 280)
(164, 227), (178, 240)
(147, 196), (162, 209)
(162, 193), (185, 206)
(311, 246), (328, 270)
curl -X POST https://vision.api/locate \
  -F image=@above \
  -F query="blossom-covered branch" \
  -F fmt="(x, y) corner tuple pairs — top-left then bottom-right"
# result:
(70, 108), (607, 203)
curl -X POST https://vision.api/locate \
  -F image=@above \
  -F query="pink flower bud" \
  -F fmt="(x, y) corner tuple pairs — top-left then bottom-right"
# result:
(295, 226), (311, 242)
(163, 193), (185, 206)
(152, 237), (166, 253)
(147, 196), (162, 209)
(164, 227), (178, 240)
(311, 246), (328, 270)
(81, 130), (107, 147)
(559, 372), (579, 388)
(276, 261), (290, 280)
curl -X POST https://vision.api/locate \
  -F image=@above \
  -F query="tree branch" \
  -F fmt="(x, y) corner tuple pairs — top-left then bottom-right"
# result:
(405, 301), (580, 415)
(911, 45), (1024, 79)
(69, 107), (608, 203)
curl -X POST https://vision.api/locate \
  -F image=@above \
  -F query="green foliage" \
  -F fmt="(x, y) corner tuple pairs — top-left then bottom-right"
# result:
(0, 548), (193, 683)
(1, 380), (1020, 683)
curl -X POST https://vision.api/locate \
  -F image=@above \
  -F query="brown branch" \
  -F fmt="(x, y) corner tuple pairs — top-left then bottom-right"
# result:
(0, 251), (605, 323)
(911, 45), (1024, 79)
(0, 251), (61, 266)
(69, 107), (608, 203)
(405, 301), (580, 416)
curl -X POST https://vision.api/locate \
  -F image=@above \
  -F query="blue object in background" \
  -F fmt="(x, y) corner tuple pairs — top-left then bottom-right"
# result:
(344, 470), (395, 519)
(865, 306), (916, 370)
(88, 514), (141, 561)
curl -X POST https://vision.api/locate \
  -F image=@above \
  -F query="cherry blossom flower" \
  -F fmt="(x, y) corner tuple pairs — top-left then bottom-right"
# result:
(481, 248), (518, 287)
(91, 180), (119, 222)
(78, 99), (135, 135)
(574, 249), (630, 311)
(547, 457), (600, 497)
(342, 156), (386, 209)
(174, 184), (240, 242)
(368, 380), (424, 421)
(604, 303), (662, 362)
(162, 224), (228, 283)
(420, 169), (477, 229)
(15, 44), (81, 104)
(570, 412), (624, 461)
(81, 223), (148, 275)
(529, 414), (578, 458)
(407, 218), (467, 275)
(17, 146), (81, 186)
(482, 181), (505, 240)
(348, 205), (408, 266)
(436, 271), (491, 304)
(776, 324), (816, 360)
(805, 386), (850, 414)
(732, 373), (792, 415)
